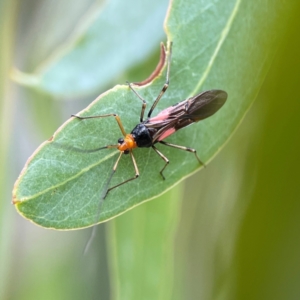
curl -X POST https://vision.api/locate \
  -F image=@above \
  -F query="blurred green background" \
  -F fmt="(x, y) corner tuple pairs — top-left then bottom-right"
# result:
(1, 0), (300, 299)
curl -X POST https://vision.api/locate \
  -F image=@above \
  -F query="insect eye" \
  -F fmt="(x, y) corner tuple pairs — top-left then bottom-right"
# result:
(118, 138), (124, 144)
(124, 150), (129, 154)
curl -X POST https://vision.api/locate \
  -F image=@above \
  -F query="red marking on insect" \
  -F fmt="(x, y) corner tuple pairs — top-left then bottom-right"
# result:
(71, 42), (227, 199)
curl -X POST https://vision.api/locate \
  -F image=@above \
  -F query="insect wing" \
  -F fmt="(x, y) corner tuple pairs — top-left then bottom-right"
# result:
(181, 89), (227, 122)
(146, 100), (188, 141)
(145, 95), (185, 124)
(151, 89), (227, 123)
(146, 89), (227, 142)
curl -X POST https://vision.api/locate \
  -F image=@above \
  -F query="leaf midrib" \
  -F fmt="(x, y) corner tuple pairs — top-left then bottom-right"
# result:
(190, 0), (242, 96)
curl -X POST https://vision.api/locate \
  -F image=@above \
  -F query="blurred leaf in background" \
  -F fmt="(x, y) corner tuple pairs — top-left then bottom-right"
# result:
(1, 0), (300, 300)
(0, 0), (17, 299)
(13, 0), (168, 97)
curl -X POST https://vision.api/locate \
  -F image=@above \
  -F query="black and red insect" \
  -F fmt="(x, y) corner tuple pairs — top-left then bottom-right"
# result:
(72, 42), (227, 198)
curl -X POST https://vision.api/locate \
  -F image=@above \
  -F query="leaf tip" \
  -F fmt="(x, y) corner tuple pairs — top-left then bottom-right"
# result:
(12, 192), (20, 205)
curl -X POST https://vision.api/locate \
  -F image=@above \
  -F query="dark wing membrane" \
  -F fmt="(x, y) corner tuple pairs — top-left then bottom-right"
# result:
(181, 89), (227, 122)
(146, 89), (227, 142)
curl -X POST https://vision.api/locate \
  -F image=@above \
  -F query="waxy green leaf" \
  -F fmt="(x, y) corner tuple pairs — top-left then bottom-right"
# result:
(13, 0), (290, 229)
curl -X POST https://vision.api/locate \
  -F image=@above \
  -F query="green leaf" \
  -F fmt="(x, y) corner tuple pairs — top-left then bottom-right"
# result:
(13, 0), (293, 229)
(11, 0), (168, 97)
(108, 185), (182, 300)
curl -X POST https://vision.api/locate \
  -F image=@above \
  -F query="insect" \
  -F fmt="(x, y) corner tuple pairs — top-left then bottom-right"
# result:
(72, 42), (227, 199)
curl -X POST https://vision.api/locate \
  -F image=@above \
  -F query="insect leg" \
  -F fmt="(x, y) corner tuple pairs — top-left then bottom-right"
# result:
(83, 150), (123, 255)
(159, 140), (206, 167)
(152, 145), (169, 180)
(127, 81), (147, 122)
(147, 41), (173, 118)
(71, 113), (127, 137)
(104, 150), (139, 198)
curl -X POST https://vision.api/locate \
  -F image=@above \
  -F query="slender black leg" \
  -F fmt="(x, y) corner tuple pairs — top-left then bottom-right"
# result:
(126, 81), (147, 122)
(147, 41), (173, 118)
(71, 113), (127, 137)
(152, 145), (169, 180)
(159, 140), (206, 167)
(104, 149), (139, 198)
(83, 149), (139, 254)
(84, 150), (138, 254)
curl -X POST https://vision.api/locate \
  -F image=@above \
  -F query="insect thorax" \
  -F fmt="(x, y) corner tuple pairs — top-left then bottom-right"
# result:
(131, 123), (154, 148)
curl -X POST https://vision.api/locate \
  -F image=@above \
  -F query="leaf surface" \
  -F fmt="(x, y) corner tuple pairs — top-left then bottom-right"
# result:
(13, 0), (291, 229)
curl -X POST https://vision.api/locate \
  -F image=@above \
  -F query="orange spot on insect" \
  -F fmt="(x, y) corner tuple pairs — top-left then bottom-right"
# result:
(118, 134), (137, 152)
